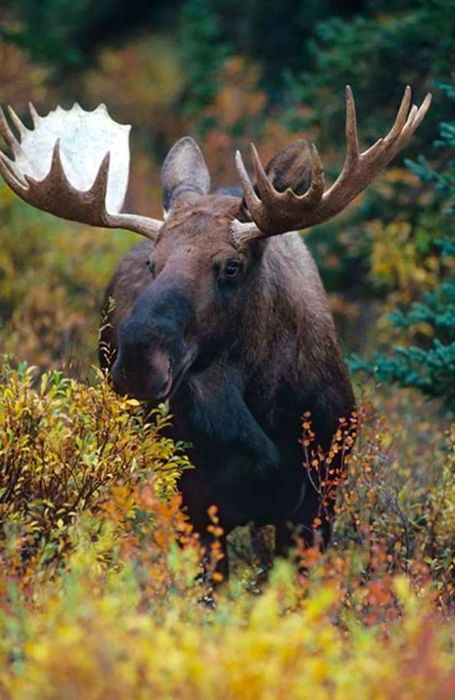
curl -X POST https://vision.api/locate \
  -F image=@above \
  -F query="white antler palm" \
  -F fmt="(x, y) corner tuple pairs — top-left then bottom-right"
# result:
(0, 103), (162, 239)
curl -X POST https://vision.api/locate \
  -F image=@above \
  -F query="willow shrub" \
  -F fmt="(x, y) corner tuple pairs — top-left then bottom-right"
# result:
(0, 361), (191, 550)
(0, 524), (453, 699)
(0, 363), (453, 698)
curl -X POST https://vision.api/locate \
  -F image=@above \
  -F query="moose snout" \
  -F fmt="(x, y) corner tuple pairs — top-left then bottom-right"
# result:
(111, 280), (196, 401)
(111, 343), (173, 400)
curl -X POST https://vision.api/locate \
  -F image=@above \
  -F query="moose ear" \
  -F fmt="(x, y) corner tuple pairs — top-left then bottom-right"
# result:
(264, 140), (313, 195)
(161, 136), (211, 212)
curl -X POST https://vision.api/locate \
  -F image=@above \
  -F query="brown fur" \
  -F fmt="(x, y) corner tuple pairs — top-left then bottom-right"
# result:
(100, 191), (355, 578)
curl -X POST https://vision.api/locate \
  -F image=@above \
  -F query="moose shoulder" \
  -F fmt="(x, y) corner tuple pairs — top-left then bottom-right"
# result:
(0, 87), (431, 578)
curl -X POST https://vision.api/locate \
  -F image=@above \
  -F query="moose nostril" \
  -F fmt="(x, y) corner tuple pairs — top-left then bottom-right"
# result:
(111, 344), (175, 400)
(149, 349), (172, 379)
(141, 351), (172, 398)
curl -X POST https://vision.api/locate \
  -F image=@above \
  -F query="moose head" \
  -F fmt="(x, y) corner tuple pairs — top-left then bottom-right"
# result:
(0, 87), (431, 403)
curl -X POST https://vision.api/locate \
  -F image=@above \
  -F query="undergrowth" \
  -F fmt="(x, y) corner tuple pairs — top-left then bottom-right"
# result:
(0, 363), (453, 699)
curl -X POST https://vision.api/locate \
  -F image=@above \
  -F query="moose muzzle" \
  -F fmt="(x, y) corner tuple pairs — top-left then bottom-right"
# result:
(112, 342), (173, 399)
(111, 279), (195, 401)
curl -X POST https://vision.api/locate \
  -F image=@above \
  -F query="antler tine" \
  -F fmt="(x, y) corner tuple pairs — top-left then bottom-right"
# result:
(0, 105), (29, 190)
(405, 93), (432, 139)
(49, 138), (70, 189)
(0, 151), (28, 190)
(300, 144), (325, 205)
(7, 106), (28, 139)
(405, 104), (419, 129)
(28, 102), (41, 128)
(250, 143), (278, 206)
(383, 85), (412, 144)
(235, 149), (262, 211)
(233, 85), (432, 244)
(87, 150), (111, 210)
(345, 86), (360, 168)
(0, 105), (21, 154)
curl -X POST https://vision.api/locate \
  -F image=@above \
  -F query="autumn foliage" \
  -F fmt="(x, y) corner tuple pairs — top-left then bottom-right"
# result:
(0, 363), (453, 698)
(0, 1), (454, 696)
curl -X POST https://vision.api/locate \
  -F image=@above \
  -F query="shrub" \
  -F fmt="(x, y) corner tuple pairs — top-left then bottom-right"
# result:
(0, 361), (191, 548)
(0, 365), (453, 699)
(0, 532), (453, 699)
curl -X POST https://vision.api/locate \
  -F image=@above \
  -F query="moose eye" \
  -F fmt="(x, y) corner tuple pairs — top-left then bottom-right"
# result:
(222, 259), (243, 279)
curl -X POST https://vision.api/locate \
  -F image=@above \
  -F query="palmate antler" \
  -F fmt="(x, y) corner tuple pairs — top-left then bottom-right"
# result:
(0, 103), (162, 239)
(233, 86), (432, 246)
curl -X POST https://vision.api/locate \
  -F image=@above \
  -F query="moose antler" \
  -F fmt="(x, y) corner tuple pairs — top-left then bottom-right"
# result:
(0, 103), (163, 239)
(233, 86), (432, 245)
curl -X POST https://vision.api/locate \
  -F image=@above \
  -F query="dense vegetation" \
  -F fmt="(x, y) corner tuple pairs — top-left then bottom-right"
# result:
(0, 0), (454, 696)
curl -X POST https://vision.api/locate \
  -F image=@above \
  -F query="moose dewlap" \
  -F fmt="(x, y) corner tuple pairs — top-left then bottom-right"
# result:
(0, 87), (431, 578)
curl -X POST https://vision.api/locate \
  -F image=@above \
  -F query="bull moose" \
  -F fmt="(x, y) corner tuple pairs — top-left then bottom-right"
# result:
(0, 87), (431, 578)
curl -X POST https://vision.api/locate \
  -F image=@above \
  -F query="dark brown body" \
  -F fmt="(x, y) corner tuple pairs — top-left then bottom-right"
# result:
(100, 193), (355, 574)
